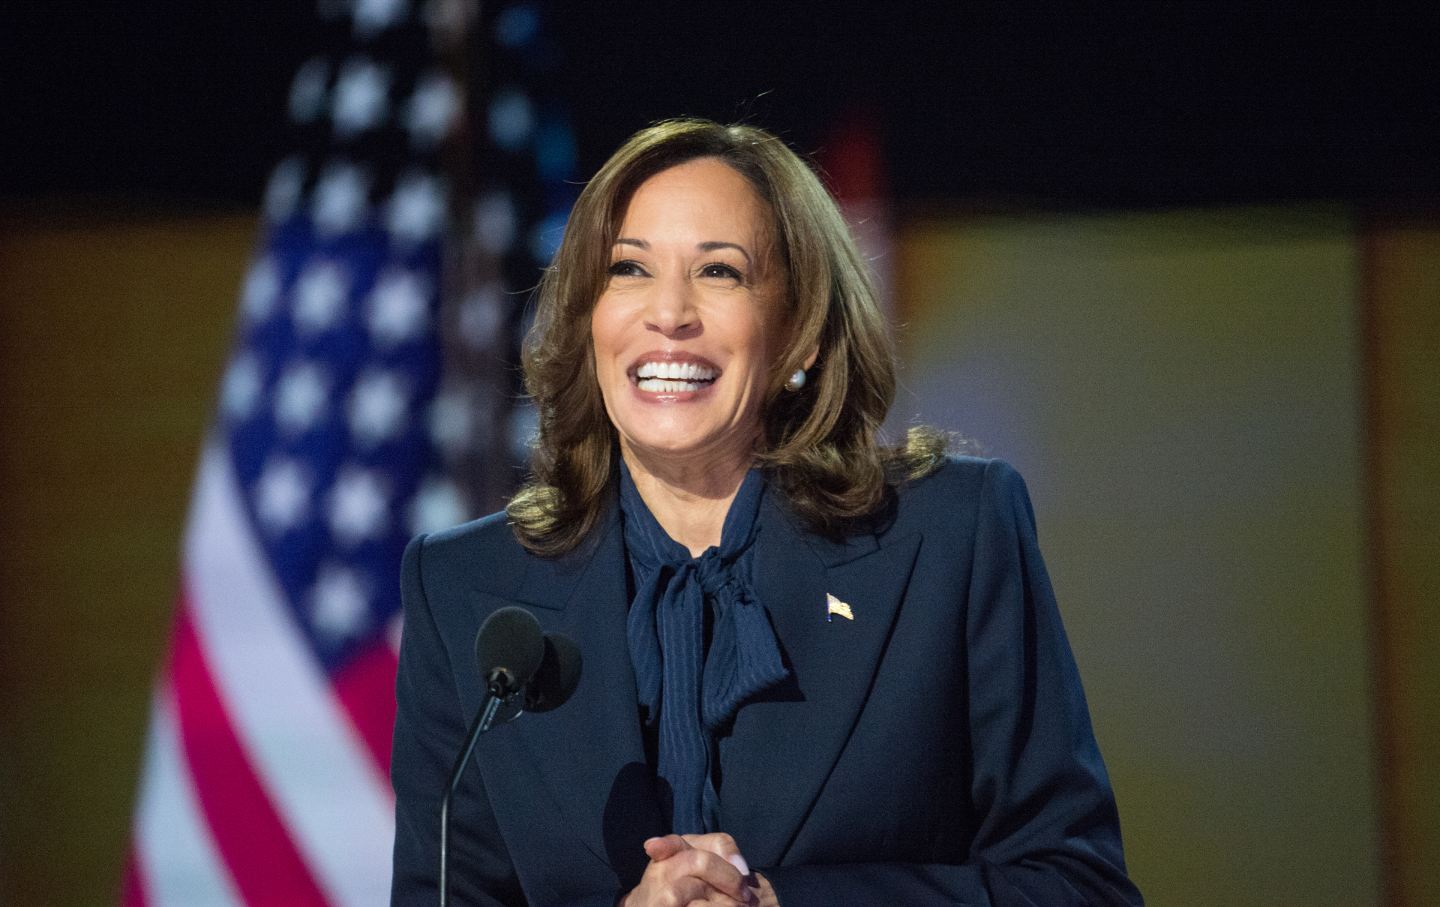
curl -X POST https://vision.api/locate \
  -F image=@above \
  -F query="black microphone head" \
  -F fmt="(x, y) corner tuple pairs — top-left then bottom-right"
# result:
(524, 632), (583, 713)
(474, 607), (544, 696)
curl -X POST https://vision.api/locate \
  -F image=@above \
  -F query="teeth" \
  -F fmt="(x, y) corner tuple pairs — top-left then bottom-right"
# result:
(634, 360), (717, 381)
(637, 378), (710, 393)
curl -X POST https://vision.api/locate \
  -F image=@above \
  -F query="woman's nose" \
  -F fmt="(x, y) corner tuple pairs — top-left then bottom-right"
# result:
(643, 273), (699, 336)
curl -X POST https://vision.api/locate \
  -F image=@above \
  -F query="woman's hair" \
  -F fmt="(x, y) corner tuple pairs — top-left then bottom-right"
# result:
(507, 118), (945, 556)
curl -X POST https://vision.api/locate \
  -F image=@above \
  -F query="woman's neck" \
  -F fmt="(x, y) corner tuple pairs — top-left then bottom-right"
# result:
(621, 444), (752, 557)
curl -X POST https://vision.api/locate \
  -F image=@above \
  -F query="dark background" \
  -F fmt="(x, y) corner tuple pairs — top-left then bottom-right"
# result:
(5, 3), (1439, 211)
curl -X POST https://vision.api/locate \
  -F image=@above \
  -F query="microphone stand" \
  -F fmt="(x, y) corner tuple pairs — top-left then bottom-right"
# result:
(439, 680), (516, 907)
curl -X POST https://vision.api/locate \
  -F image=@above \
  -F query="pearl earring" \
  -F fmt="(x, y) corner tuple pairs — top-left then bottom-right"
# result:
(785, 368), (807, 391)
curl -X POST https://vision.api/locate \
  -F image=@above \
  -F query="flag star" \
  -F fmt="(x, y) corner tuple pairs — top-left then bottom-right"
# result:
(494, 4), (540, 48)
(386, 172), (447, 246)
(458, 282), (504, 348)
(331, 57), (391, 138)
(241, 258), (282, 322)
(328, 467), (390, 546)
(292, 260), (351, 334)
(487, 88), (534, 151)
(221, 353), (264, 420)
(403, 71), (460, 147)
(255, 458), (311, 533)
(367, 268), (431, 347)
(353, 0), (408, 39)
(472, 191), (516, 253)
(274, 362), (331, 435)
(309, 564), (371, 643)
(264, 156), (307, 223)
(288, 56), (330, 124)
(534, 115), (577, 182)
(312, 162), (370, 236)
(348, 369), (410, 446)
(428, 387), (478, 454)
(409, 475), (468, 534)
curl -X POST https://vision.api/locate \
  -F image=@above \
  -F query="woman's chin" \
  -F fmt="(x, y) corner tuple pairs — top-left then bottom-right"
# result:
(618, 422), (754, 472)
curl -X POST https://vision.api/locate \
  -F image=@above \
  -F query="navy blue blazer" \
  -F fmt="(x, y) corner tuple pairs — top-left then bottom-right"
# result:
(391, 457), (1141, 905)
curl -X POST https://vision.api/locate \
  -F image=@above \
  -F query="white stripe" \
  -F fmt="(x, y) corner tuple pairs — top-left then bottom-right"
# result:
(134, 685), (243, 907)
(185, 441), (394, 907)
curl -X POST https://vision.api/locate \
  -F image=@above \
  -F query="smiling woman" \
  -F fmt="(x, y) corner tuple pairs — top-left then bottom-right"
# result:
(589, 158), (800, 551)
(510, 120), (939, 559)
(390, 119), (1143, 906)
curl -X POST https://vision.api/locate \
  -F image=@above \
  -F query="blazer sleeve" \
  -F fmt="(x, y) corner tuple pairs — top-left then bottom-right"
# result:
(390, 533), (526, 907)
(763, 460), (1142, 906)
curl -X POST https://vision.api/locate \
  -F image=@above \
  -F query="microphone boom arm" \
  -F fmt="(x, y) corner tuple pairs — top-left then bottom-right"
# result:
(439, 685), (514, 907)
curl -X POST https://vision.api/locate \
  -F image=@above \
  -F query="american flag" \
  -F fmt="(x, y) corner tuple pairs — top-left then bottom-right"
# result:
(122, 2), (573, 903)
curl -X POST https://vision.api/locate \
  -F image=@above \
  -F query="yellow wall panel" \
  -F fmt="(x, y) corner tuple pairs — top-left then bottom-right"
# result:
(1363, 220), (1440, 906)
(0, 212), (253, 906)
(895, 207), (1378, 905)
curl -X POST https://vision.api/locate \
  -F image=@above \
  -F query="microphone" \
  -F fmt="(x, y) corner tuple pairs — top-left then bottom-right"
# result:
(439, 607), (581, 906)
(524, 631), (583, 713)
(474, 606), (545, 698)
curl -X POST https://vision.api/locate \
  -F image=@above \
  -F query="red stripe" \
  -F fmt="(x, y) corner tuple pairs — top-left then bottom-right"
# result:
(332, 640), (399, 778)
(170, 593), (331, 906)
(119, 845), (148, 907)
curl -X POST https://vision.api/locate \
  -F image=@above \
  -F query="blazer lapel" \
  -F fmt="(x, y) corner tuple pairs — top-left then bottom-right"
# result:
(720, 498), (923, 868)
(491, 508), (665, 885)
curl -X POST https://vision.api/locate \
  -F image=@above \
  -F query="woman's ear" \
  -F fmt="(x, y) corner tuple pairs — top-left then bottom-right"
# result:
(802, 345), (819, 371)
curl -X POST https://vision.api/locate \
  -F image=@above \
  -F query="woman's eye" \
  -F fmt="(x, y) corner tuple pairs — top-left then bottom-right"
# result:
(700, 262), (742, 281)
(607, 260), (646, 278)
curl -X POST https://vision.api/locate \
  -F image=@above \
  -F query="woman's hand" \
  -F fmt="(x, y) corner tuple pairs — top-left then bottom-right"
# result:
(672, 835), (777, 907)
(671, 840), (777, 907)
(618, 833), (760, 907)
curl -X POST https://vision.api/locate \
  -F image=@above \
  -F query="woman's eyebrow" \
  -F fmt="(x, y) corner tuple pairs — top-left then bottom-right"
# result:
(612, 238), (753, 267)
(697, 241), (752, 265)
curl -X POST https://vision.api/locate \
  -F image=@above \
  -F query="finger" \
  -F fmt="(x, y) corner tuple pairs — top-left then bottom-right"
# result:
(667, 875), (721, 907)
(681, 832), (750, 878)
(643, 834), (690, 862)
(674, 848), (749, 901)
(680, 885), (747, 907)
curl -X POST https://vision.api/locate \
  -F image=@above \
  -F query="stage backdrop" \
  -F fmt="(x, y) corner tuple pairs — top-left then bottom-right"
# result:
(6, 204), (1440, 904)
(893, 205), (1378, 905)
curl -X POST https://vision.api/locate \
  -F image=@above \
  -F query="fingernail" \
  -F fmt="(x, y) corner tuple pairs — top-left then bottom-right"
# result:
(727, 853), (750, 876)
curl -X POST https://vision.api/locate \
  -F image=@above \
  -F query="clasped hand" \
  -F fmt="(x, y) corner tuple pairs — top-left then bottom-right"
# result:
(619, 832), (776, 907)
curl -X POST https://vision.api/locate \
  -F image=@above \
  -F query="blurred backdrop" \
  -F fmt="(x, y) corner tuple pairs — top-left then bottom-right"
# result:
(1, 3), (1436, 905)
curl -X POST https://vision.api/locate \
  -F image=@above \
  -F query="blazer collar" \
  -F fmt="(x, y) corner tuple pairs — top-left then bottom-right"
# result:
(720, 495), (922, 867)
(493, 486), (922, 875)
(491, 502), (659, 886)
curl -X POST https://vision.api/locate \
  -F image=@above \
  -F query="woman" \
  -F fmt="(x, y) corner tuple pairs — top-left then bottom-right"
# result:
(391, 119), (1142, 906)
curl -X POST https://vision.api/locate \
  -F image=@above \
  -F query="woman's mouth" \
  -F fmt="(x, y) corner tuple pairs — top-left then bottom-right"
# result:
(630, 359), (719, 394)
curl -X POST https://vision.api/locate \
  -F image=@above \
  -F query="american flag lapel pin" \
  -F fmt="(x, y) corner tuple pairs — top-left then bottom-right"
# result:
(826, 593), (854, 622)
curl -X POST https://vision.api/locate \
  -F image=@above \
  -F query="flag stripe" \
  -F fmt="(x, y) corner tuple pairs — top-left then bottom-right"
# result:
(185, 440), (396, 906)
(133, 685), (242, 907)
(120, 849), (148, 907)
(172, 603), (331, 905)
(332, 640), (400, 774)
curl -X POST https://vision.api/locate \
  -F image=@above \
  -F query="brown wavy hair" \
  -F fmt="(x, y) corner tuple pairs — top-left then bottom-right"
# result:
(507, 118), (945, 556)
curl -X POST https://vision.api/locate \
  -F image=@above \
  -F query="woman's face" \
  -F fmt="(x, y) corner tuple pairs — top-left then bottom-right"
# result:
(591, 157), (787, 473)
